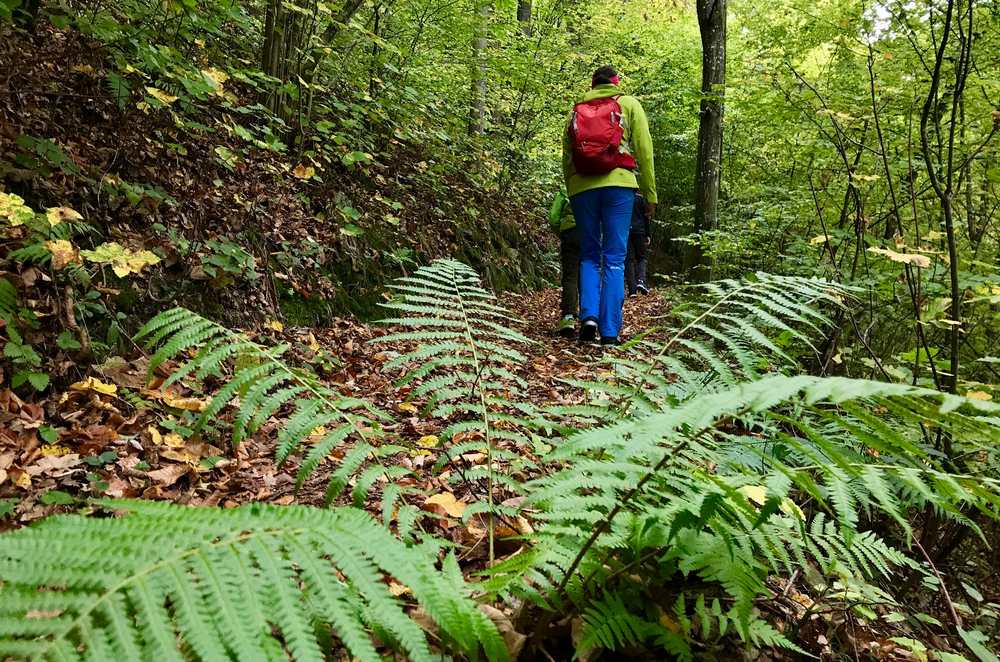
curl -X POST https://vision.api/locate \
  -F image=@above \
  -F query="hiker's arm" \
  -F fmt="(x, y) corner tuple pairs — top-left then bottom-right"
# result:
(561, 113), (574, 187)
(630, 101), (657, 204)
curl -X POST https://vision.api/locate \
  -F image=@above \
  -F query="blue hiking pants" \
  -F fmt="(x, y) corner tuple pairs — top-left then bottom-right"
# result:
(569, 186), (635, 339)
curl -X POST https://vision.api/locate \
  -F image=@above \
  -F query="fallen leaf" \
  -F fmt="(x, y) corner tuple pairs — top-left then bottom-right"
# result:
(70, 377), (118, 396)
(966, 390), (993, 401)
(40, 444), (72, 457)
(44, 240), (80, 270)
(388, 582), (411, 597)
(292, 164), (315, 179)
(398, 402), (418, 414)
(810, 234), (830, 245)
(45, 206), (83, 226)
(266, 319), (284, 332)
(145, 86), (178, 104)
(161, 393), (208, 412)
(147, 463), (191, 487)
(26, 454), (82, 476)
(423, 492), (466, 518)
(417, 434), (439, 448)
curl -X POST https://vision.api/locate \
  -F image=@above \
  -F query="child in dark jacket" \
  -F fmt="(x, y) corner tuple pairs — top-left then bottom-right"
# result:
(625, 194), (650, 296)
(548, 189), (580, 337)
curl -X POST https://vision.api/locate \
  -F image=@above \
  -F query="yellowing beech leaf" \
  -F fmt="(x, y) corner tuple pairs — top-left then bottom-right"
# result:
(388, 582), (411, 597)
(70, 377), (118, 396)
(868, 247), (932, 268)
(424, 492), (466, 518)
(44, 240), (80, 270)
(45, 206), (83, 226)
(398, 402), (418, 414)
(292, 164), (315, 179)
(266, 319), (284, 332)
(0, 191), (34, 226)
(145, 86), (178, 104)
(966, 390), (993, 401)
(147, 426), (162, 445)
(201, 68), (228, 92)
(810, 234), (830, 245)
(738, 484), (767, 506)
(81, 242), (160, 277)
(41, 444), (72, 457)
(923, 230), (945, 241)
(161, 393), (208, 412)
(163, 433), (186, 448)
(417, 435), (439, 448)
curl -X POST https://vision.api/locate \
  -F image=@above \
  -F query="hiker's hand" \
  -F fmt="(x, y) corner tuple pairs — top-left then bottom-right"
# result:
(645, 202), (656, 220)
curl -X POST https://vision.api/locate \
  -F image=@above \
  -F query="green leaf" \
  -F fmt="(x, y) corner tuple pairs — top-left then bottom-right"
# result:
(40, 490), (76, 505)
(57, 330), (82, 350)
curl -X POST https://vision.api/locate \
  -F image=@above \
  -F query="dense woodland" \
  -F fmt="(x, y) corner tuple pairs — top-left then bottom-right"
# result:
(1, 0), (1000, 659)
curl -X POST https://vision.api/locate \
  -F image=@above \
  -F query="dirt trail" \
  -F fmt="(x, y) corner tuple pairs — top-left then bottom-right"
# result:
(0, 287), (670, 529)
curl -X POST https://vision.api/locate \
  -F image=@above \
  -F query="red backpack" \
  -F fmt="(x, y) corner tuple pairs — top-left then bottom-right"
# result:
(569, 96), (638, 176)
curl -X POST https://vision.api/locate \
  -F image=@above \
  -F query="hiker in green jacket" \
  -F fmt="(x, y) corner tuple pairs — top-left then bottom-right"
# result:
(563, 65), (657, 345)
(549, 189), (579, 337)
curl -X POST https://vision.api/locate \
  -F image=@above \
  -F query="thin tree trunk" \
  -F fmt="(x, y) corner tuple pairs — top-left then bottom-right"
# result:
(691, 0), (726, 282)
(517, 0), (531, 34)
(469, 0), (491, 135)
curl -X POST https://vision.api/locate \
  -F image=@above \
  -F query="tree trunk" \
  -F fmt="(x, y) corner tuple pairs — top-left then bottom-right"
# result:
(691, 0), (726, 282)
(469, 0), (491, 135)
(517, 0), (531, 34)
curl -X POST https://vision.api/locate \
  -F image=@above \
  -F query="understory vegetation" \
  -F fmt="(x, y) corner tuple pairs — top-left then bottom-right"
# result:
(2, 0), (1000, 659)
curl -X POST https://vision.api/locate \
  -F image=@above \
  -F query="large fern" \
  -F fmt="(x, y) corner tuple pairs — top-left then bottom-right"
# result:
(134, 308), (409, 514)
(494, 375), (1000, 656)
(0, 500), (507, 661)
(373, 259), (536, 561)
(559, 272), (855, 421)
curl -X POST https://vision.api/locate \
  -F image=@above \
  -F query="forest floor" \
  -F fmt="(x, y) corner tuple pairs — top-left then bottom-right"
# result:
(0, 287), (670, 531)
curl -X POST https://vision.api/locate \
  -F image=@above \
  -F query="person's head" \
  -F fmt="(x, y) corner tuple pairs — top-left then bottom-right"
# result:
(591, 65), (620, 88)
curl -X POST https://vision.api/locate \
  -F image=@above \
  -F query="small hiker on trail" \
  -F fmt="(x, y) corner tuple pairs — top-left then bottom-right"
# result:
(626, 193), (651, 296)
(563, 64), (657, 346)
(549, 188), (580, 337)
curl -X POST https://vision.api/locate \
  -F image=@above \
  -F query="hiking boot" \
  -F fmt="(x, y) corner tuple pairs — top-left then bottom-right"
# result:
(600, 336), (620, 347)
(579, 318), (598, 342)
(557, 315), (576, 338)
(637, 283), (650, 295)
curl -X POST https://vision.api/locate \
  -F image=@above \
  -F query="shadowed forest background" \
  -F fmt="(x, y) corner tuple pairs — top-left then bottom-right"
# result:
(2, 0), (1000, 659)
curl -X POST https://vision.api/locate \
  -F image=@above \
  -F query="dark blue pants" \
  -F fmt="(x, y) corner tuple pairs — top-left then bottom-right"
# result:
(569, 186), (635, 339)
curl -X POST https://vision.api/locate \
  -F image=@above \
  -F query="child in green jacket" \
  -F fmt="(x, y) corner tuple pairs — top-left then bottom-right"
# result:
(549, 189), (579, 337)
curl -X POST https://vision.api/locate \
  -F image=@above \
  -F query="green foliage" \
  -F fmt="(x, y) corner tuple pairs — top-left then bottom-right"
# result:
(0, 499), (507, 661)
(135, 307), (398, 507)
(373, 259), (537, 558)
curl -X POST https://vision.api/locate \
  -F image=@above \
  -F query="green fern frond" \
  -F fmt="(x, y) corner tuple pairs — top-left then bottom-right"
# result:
(0, 500), (507, 662)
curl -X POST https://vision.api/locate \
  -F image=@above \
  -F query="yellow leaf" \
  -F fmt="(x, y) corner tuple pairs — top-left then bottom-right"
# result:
(70, 377), (118, 396)
(292, 164), (315, 179)
(867, 247), (931, 268)
(417, 434), (439, 448)
(0, 191), (34, 226)
(45, 206), (83, 226)
(266, 320), (284, 332)
(16, 471), (31, 489)
(44, 239), (80, 270)
(738, 484), (767, 506)
(161, 393), (209, 412)
(41, 444), (71, 456)
(388, 582), (411, 597)
(145, 86), (178, 104)
(201, 67), (228, 93)
(923, 230), (945, 241)
(809, 234), (830, 245)
(966, 390), (993, 401)
(398, 402), (419, 414)
(424, 492), (466, 518)
(71, 63), (95, 74)
(81, 242), (160, 277)
(306, 333), (321, 351)
(147, 426), (162, 445)
(163, 433), (186, 448)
